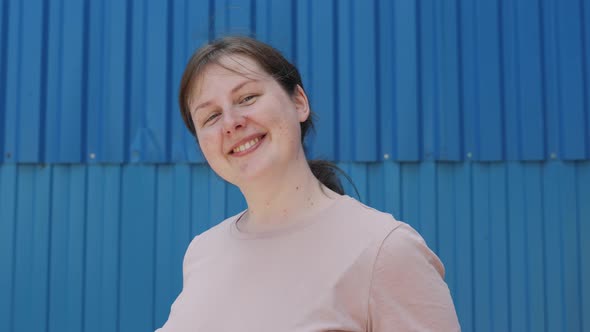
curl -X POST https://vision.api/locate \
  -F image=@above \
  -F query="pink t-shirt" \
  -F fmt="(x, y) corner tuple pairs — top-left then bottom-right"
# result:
(157, 195), (460, 331)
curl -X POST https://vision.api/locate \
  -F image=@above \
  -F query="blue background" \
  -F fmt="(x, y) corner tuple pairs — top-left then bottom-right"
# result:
(1, 0), (589, 331)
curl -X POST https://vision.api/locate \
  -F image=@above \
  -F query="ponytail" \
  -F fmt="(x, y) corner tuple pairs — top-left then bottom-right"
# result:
(308, 160), (359, 198)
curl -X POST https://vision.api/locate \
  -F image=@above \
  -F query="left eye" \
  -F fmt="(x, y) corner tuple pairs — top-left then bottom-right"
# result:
(239, 95), (257, 105)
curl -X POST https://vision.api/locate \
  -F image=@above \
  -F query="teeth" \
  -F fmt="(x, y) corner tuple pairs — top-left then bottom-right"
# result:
(233, 137), (260, 154)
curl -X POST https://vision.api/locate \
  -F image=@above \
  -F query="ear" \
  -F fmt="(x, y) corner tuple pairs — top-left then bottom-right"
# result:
(292, 85), (311, 122)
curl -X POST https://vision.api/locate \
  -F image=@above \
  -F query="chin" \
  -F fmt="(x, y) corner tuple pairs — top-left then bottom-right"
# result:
(232, 164), (277, 187)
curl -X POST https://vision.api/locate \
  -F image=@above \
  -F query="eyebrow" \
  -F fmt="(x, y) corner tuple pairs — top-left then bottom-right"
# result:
(192, 79), (258, 114)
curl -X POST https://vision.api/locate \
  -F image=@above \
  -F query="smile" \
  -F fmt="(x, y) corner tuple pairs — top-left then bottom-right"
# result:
(231, 135), (266, 155)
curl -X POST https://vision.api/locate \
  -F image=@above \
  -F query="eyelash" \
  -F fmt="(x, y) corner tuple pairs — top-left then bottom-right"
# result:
(204, 112), (220, 124)
(239, 94), (257, 104)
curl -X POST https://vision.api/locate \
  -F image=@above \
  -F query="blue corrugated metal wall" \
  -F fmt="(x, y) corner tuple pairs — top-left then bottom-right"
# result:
(1, 0), (589, 163)
(1, 0), (589, 331)
(1, 162), (589, 332)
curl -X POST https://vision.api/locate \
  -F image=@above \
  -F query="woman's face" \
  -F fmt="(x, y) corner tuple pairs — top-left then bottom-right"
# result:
(188, 55), (310, 187)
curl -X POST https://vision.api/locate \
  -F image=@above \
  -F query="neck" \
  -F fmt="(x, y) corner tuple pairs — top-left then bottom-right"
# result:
(237, 157), (338, 231)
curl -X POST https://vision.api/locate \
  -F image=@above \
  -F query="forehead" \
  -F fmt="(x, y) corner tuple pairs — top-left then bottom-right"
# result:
(193, 55), (269, 93)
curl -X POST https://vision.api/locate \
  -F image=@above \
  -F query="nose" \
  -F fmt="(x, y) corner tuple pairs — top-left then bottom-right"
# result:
(222, 109), (246, 135)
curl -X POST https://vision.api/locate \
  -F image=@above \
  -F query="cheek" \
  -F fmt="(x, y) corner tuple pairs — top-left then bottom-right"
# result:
(196, 131), (220, 158)
(268, 100), (300, 129)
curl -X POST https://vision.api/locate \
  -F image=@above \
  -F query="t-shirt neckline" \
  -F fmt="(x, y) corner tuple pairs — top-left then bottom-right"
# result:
(229, 194), (349, 239)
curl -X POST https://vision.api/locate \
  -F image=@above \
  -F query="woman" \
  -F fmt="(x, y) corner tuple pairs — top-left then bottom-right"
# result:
(157, 36), (460, 331)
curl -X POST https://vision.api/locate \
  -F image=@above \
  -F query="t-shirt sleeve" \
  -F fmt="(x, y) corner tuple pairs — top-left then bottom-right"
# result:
(155, 235), (201, 332)
(367, 224), (461, 331)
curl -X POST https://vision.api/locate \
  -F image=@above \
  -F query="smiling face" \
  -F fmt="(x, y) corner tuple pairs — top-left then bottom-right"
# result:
(189, 55), (310, 187)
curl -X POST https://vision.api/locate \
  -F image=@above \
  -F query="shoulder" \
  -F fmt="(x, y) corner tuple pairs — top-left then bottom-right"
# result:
(183, 211), (244, 261)
(329, 196), (404, 240)
(373, 224), (445, 279)
(317, 195), (407, 268)
(337, 199), (446, 289)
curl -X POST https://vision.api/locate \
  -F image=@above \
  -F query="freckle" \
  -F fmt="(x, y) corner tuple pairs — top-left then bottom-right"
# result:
(296, 186), (299, 190)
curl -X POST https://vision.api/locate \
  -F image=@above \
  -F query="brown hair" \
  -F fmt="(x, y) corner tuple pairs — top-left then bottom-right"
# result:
(179, 36), (348, 195)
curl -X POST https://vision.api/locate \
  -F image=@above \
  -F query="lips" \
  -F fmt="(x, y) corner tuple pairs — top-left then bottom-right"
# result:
(228, 134), (266, 155)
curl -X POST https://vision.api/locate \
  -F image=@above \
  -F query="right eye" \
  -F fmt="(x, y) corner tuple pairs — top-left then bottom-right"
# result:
(203, 112), (220, 125)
